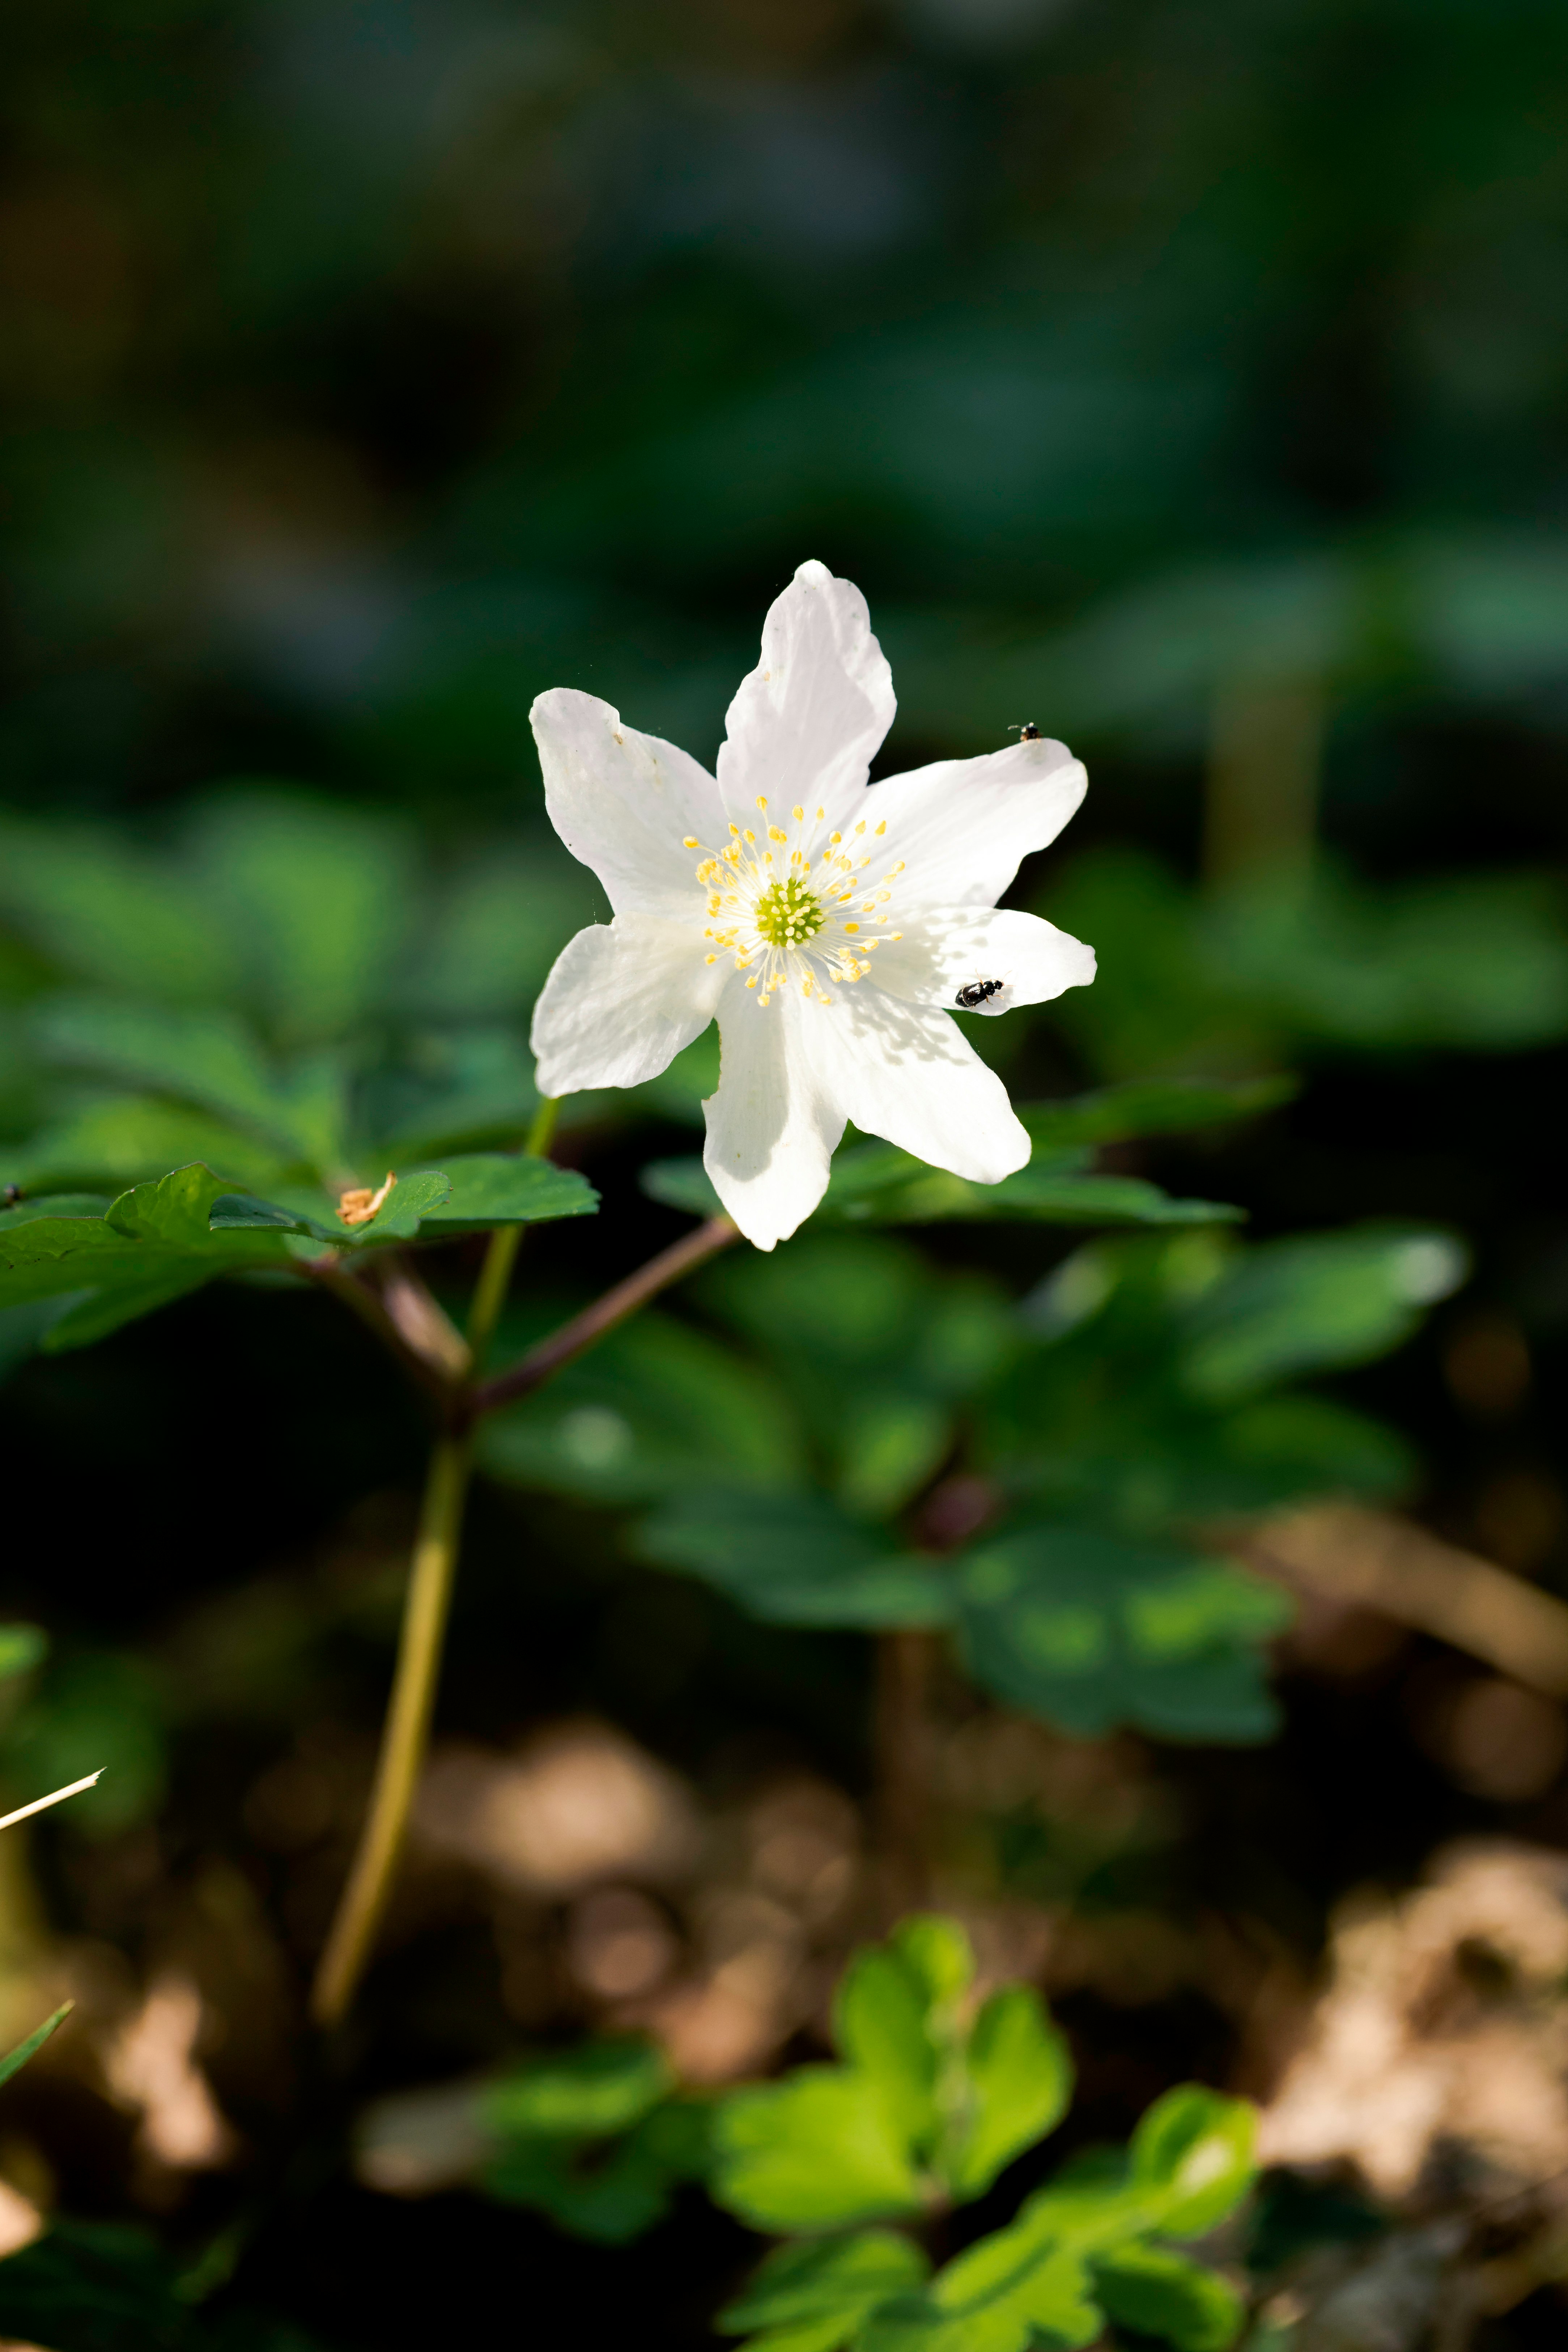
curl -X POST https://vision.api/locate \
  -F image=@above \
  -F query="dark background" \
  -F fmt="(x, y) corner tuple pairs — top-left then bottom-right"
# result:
(6, 2), (1568, 2345)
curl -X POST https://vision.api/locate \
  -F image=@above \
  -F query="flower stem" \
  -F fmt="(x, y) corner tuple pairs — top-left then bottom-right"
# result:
(466, 1096), (560, 1374)
(309, 1429), (473, 2029)
(469, 1214), (739, 1419)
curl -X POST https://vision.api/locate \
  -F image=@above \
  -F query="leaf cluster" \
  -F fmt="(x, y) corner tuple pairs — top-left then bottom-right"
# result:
(475, 2038), (713, 2243)
(711, 1916), (1253, 2352)
(484, 1206), (1460, 1744)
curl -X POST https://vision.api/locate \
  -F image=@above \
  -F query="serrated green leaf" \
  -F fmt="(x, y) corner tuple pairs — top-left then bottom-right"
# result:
(1089, 2244), (1244, 2351)
(713, 2070), (926, 2232)
(480, 2038), (672, 2141)
(955, 1525), (1288, 1743)
(637, 1492), (954, 1628)
(1177, 1223), (1467, 1400)
(344, 1168), (452, 1240)
(862, 2237), (1101, 2352)
(0, 2002), (74, 2090)
(833, 1948), (944, 2150)
(1130, 2086), (1256, 2238)
(721, 2233), (931, 2348)
(107, 1162), (267, 1248)
(946, 1986), (1072, 2201)
(412, 1152), (598, 1229)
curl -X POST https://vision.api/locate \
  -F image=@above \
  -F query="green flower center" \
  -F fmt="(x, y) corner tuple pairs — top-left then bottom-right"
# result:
(754, 876), (824, 948)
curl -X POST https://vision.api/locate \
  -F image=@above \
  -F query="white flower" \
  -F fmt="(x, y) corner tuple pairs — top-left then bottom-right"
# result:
(530, 559), (1095, 1250)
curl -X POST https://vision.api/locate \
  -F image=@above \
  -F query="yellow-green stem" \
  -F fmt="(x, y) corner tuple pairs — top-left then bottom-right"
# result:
(309, 1430), (473, 2028)
(466, 1096), (559, 1372)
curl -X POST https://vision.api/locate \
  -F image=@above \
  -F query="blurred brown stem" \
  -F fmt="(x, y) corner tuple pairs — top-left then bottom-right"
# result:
(875, 1629), (936, 1922)
(469, 1214), (740, 1419)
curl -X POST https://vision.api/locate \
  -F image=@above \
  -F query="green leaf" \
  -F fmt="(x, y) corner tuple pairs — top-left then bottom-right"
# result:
(0, 1625), (46, 1682)
(891, 1915), (975, 2010)
(0, 816), (239, 1003)
(412, 1152), (598, 1230)
(108, 1162), (276, 1249)
(475, 2043), (711, 2243)
(641, 1147), (1241, 1231)
(720, 2233), (931, 2351)
(955, 1525), (1290, 1742)
(1129, 2086), (1256, 2238)
(861, 2234), (1101, 2352)
(210, 1170), (454, 1247)
(1089, 2245), (1244, 2351)
(1177, 1223), (1467, 1400)
(5, 1097), (293, 1196)
(184, 790), (416, 1043)
(1019, 1078), (1297, 1149)
(637, 1491), (954, 1628)
(479, 1312), (804, 1508)
(0, 2001), (73, 2089)
(641, 1155), (724, 1218)
(42, 1268), (220, 1353)
(833, 1945), (946, 2151)
(713, 2069), (926, 2232)
(342, 1168), (452, 1241)
(945, 1986), (1072, 2201)
(29, 998), (344, 1171)
(4, 1651), (166, 1836)
(480, 2039), (672, 2142)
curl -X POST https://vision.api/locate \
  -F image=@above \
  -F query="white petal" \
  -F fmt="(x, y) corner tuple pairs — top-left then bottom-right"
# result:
(717, 560), (895, 828)
(867, 735), (1087, 909)
(702, 981), (845, 1250)
(531, 916), (724, 1095)
(810, 989), (1029, 1185)
(532, 688), (721, 919)
(871, 906), (1096, 1017)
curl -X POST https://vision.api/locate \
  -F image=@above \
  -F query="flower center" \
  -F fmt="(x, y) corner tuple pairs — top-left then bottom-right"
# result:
(681, 795), (904, 1009)
(755, 876), (824, 947)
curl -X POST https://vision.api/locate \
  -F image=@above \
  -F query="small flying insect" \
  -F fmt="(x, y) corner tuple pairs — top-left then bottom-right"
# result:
(1008, 722), (1042, 742)
(2, 1184), (22, 1207)
(955, 977), (1006, 1009)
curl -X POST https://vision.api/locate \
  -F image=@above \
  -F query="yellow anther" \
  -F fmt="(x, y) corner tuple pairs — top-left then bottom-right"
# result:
(891, 932), (903, 941)
(875, 820), (886, 835)
(768, 825), (786, 841)
(855, 821), (866, 834)
(745, 975), (758, 988)
(845, 922), (860, 933)
(830, 831), (842, 843)
(878, 890), (891, 901)
(892, 860), (905, 873)
(756, 795), (768, 810)
(744, 828), (756, 843)
(705, 953), (717, 963)
(816, 806), (825, 820)
(729, 822), (740, 835)
(683, 835), (699, 848)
